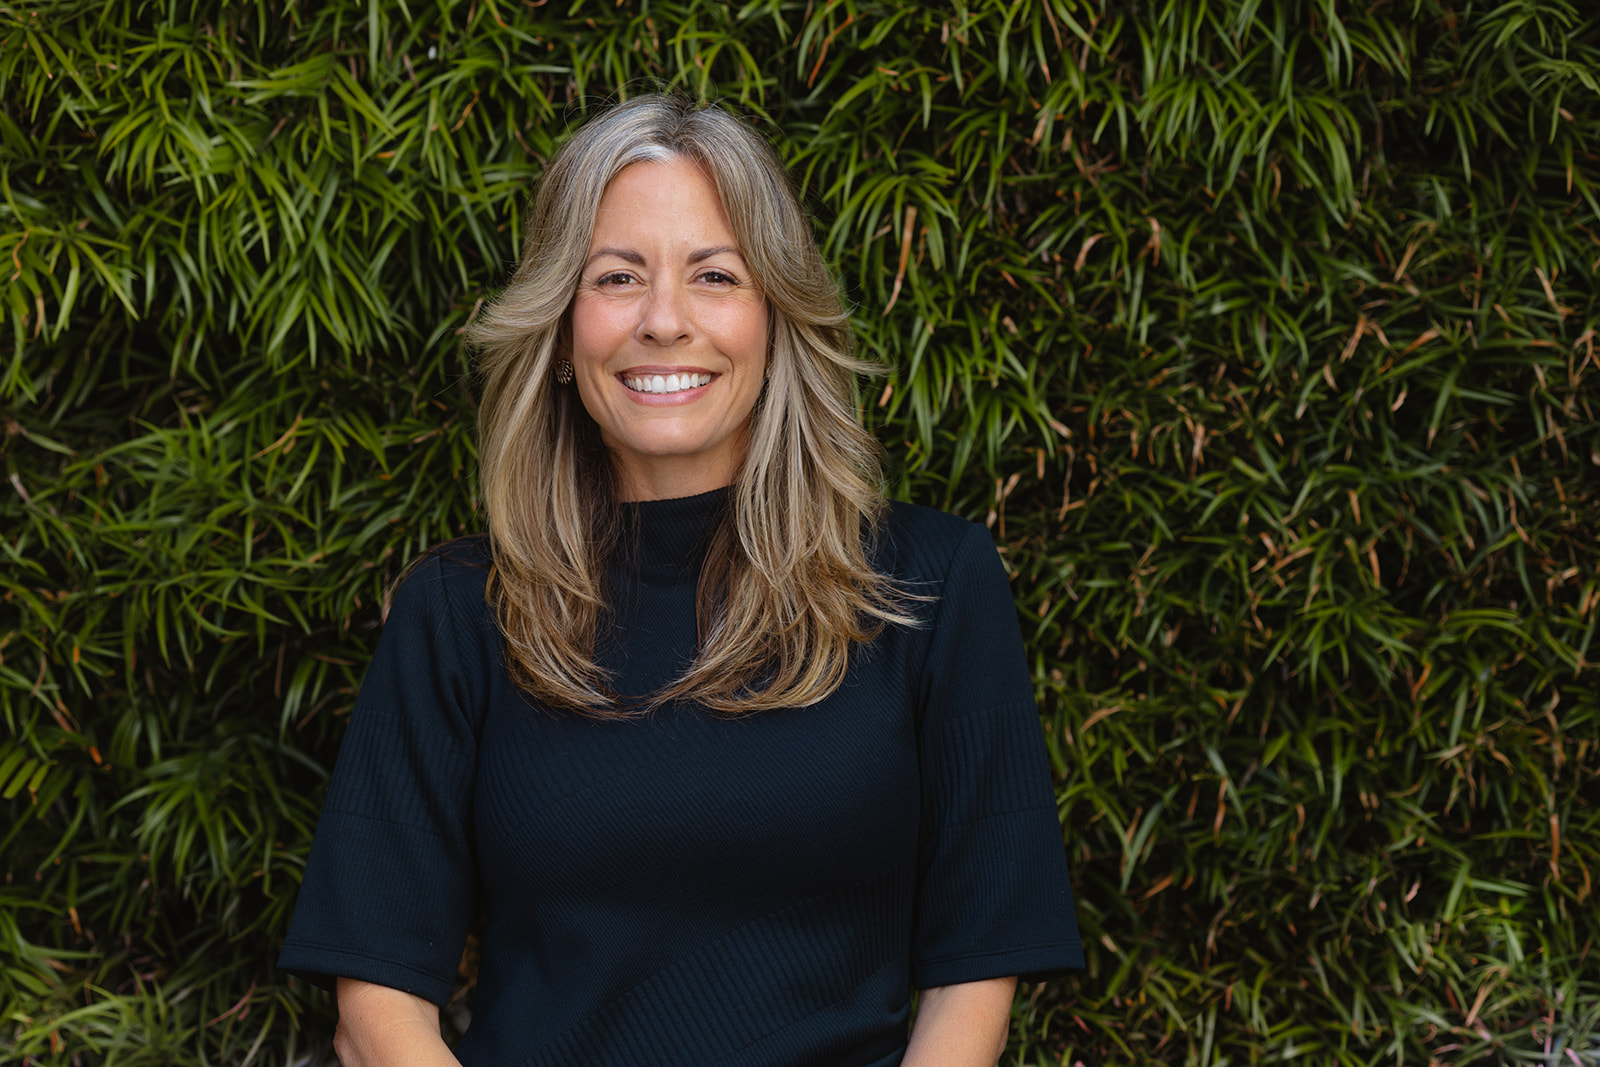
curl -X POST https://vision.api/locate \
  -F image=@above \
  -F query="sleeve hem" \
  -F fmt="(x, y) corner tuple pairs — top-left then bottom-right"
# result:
(276, 941), (457, 1006)
(912, 940), (1085, 989)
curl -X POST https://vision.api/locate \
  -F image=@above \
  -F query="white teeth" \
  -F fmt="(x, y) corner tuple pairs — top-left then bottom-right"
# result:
(625, 373), (710, 394)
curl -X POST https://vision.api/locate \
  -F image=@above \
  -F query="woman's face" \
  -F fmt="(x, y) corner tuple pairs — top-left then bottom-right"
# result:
(569, 156), (769, 502)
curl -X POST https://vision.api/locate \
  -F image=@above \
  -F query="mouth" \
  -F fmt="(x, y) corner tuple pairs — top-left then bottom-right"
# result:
(620, 370), (714, 395)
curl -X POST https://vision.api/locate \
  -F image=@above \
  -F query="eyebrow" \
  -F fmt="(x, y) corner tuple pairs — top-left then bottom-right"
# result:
(687, 245), (743, 264)
(586, 247), (645, 267)
(584, 245), (745, 269)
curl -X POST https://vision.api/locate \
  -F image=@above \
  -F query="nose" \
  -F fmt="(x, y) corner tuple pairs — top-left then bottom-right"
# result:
(637, 280), (691, 346)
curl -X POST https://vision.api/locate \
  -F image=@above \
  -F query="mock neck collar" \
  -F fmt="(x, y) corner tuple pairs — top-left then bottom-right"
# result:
(617, 486), (729, 583)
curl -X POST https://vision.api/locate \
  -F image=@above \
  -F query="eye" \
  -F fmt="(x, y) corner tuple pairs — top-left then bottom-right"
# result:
(698, 269), (740, 286)
(594, 270), (638, 288)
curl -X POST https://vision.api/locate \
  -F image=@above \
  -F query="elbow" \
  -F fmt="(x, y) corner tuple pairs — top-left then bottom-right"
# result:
(333, 977), (447, 1065)
(333, 1012), (381, 1067)
(332, 1018), (359, 1066)
(990, 1012), (1010, 1065)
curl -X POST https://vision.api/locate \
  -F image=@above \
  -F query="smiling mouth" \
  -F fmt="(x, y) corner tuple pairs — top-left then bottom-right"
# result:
(622, 372), (713, 395)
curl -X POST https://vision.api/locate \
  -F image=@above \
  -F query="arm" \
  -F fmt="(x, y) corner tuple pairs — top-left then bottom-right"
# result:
(333, 977), (461, 1067)
(902, 975), (1018, 1067)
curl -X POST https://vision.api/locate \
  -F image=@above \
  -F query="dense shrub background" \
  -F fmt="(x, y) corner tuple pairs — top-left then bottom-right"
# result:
(3, 0), (1598, 1063)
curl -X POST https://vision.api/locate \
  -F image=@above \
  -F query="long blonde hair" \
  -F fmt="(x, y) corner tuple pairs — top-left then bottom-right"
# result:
(466, 94), (914, 715)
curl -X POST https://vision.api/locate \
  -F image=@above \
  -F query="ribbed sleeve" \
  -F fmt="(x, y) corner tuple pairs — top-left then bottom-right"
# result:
(276, 555), (482, 1006)
(909, 524), (1084, 988)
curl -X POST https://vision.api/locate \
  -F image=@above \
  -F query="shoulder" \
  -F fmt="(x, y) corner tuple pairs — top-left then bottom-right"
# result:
(396, 535), (492, 601)
(425, 533), (494, 578)
(385, 535), (496, 645)
(875, 504), (1031, 712)
(876, 502), (1022, 649)
(372, 536), (498, 723)
(875, 500), (999, 589)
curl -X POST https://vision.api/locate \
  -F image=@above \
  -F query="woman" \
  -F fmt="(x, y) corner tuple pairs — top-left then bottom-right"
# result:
(278, 94), (1082, 1067)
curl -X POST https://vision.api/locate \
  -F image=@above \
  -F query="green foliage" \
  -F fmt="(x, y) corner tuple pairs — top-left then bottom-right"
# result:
(3, 0), (1598, 1063)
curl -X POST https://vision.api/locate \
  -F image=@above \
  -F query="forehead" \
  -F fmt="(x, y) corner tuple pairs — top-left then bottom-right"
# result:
(589, 157), (736, 247)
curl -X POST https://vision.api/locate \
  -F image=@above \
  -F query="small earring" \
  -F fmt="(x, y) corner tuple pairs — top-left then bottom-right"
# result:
(555, 359), (574, 385)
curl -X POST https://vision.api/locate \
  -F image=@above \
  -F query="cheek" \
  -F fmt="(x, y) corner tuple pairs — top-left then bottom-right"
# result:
(570, 297), (630, 359)
(708, 301), (769, 369)
(731, 311), (771, 418)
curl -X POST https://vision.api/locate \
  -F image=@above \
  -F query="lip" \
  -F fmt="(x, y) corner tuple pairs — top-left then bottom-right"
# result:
(617, 367), (717, 406)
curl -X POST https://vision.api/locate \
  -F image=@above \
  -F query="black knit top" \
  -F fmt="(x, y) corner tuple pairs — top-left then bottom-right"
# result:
(277, 489), (1082, 1067)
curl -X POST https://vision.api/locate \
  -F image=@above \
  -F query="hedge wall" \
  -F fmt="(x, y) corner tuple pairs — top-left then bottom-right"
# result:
(3, 0), (1598, 1063)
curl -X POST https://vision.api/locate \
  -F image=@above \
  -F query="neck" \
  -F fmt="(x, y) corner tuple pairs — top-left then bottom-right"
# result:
(615, 485), (729, 584)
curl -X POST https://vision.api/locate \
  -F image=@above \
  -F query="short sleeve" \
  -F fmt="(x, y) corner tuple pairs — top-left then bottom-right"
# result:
(909, 523), (1084, 989)
(276, 556), (482, 1005)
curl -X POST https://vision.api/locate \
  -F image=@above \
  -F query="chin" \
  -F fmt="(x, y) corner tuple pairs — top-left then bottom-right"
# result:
(624, 432), (718, 458)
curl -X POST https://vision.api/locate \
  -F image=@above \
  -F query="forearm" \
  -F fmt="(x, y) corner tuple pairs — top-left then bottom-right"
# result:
(334, 977), (460, 1067)
(902, 975), (1018, 1067)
